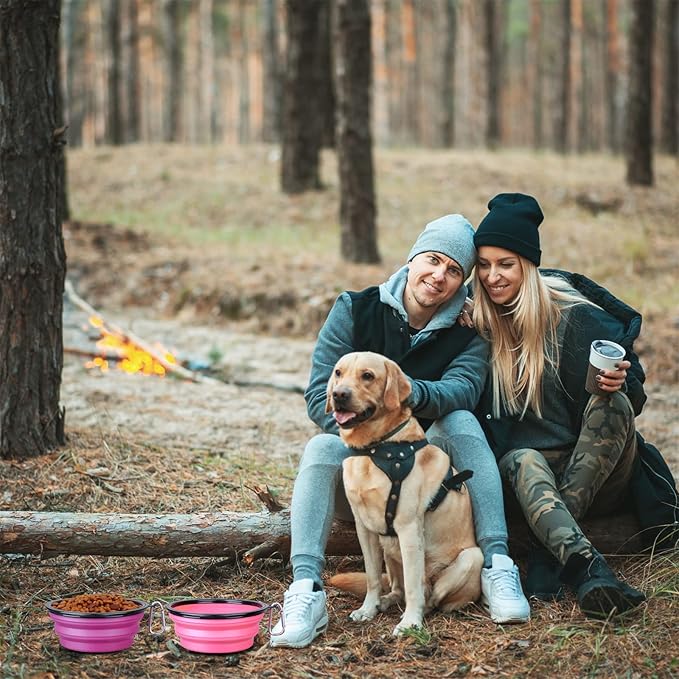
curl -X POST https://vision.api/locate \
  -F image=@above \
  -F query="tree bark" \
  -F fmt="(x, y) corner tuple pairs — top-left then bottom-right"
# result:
(440, 0), (457, 148)
(401, 0), (419, 144)
(333, 0), (379, 264)
(556, 0), (572, 153)
(61, 0), (84, 148)
(199, 0), (215, 144)
(626, 0), (655, 185)
(385, 0), (404, 144)
(484, 0), (501, 150)
(103, 0), (123, 145)
(660, 0), (678, 155)
(280, 0), (323, 193)
(529, 0), (543, 149)
(318, 1), (336, 149)
(0, 510), (651, 558)
(161, 0), (183, 142)
(124, 0), (141, 143)
(261, 0), (281, 143)
(570, 0), (585, 152)
(237, 0), (250, 144)
(604, 0), (621, 153)
(0, 0), (66, 459)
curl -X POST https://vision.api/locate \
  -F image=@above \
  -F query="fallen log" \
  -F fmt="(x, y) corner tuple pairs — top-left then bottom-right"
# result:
(0, 510), (655, 559)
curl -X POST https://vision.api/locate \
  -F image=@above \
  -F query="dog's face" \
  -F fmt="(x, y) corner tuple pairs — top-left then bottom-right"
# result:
(325, 352), (412, 433)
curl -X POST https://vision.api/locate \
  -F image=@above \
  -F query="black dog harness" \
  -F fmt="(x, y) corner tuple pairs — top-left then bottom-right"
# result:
(348, 425), (473, 537)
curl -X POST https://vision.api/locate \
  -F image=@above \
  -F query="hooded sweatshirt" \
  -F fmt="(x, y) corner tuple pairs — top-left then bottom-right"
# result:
(304, 265), (489, 432)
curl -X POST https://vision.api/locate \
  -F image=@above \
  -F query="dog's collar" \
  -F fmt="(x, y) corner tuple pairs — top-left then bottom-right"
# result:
(374, 418), (412, 444)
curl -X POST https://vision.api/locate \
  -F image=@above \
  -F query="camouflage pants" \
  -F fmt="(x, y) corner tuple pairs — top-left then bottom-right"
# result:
(499, 392), (637, 565)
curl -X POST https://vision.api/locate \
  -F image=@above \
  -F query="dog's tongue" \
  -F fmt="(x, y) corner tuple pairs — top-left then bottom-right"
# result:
(333, 410), (357, 425)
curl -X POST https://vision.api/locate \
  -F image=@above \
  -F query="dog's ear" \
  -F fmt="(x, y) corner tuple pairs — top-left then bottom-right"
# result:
(383, 360), (412, 411)
(325, 369), (335, 414)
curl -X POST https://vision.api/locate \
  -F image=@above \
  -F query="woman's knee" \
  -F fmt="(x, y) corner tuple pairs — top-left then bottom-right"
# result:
(584, 391), (636, 434)
(498, 447), (549, 482)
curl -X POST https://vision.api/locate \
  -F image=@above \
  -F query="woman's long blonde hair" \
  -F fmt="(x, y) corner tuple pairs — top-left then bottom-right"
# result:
(472, 259), (591, 419)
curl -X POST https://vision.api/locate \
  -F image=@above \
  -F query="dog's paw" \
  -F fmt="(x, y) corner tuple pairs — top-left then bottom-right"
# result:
(392, 620), (423, 636)
(349, 606), (378, 622)
(378, 592), (402, 612)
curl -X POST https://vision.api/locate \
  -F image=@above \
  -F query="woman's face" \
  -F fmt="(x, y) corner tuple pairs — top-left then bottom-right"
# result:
(476, 246), (524, 305)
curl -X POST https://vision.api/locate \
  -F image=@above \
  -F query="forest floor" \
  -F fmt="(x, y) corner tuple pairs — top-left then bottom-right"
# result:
(1, 145), (678, 678)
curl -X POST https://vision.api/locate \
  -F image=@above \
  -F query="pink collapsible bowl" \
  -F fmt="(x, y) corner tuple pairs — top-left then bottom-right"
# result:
(167, 599), (282, 654)
(46, 599), (149, 653)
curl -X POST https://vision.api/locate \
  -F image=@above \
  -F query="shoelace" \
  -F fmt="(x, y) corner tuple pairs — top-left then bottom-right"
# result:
(283, 592), (317, 621)
(488, 568), (522, 597)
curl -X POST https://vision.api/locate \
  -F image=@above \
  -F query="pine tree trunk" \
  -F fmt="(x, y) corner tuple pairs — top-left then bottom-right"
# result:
(334, 0), (379, 264)
(261, 0), (281, 143)
(440, 0), (457, 148)
(199, 0), (215, 144)
(660, 0), (678, 155)
(571, 0), (584, 152)
(61, 0), (84, 148)
(161, 0), (182, 142)
(103, 0), (123, 145)
(529, 0), (543, 149)
(402, 0), (419, 144)
(385, 0), (403, 144)
(318, 1), (336, 149)
(484, 0), (501, 149)
(626, 0), (655, 185)
(604, 0), (621, 152)
(0, 0), (66, 460)
(124, 0), (141, 143)
(280, 0), (323, 193)
(555, 0), (571, 153)
(237, 0), (250, 144)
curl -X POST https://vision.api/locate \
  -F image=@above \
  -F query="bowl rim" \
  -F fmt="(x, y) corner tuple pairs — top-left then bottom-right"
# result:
(167, 598), (268, 620)
(46, 597), (149, 618)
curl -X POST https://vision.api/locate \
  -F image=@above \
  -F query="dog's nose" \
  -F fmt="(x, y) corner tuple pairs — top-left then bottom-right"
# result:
(332, 385), (351, 405)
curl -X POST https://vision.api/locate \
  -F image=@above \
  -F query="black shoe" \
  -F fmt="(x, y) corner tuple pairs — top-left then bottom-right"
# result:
(560, 553), (646, 619)
(525, 548), (565, 601)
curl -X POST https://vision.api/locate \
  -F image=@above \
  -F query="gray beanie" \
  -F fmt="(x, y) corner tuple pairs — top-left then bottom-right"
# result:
(407, 214), (476, 278)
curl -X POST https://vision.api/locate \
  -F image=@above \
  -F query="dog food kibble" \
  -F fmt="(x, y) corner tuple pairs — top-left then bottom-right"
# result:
(53, 593), (138, 613)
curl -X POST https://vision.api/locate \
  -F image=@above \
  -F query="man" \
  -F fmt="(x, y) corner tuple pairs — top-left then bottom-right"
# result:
(271, 215), (530, 648)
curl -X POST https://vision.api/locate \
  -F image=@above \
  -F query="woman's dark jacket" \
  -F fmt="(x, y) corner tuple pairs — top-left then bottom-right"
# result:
(476, 269), (678, 547)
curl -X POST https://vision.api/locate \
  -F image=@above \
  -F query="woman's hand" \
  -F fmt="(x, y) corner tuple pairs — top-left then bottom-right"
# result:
(457, 297), (474, 328)
(595, 360), (630, 392)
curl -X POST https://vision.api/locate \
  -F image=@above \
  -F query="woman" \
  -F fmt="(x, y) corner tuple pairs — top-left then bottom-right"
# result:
(470, 192), (677, 619)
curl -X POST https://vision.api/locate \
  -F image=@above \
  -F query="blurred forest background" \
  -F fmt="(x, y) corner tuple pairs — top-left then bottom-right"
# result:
(62, 0), (677, 156)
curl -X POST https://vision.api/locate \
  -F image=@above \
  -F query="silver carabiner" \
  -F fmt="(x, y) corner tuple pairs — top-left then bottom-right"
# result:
(147, 600), (167, 639)
(267, 602), (285, 636)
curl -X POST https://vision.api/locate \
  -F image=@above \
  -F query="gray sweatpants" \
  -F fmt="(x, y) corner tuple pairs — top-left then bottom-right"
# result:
(289, 410), (509, 586)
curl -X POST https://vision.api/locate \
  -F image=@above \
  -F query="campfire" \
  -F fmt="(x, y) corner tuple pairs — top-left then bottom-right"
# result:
(64, 279), (215, 384)
(85, 315), (177, 377)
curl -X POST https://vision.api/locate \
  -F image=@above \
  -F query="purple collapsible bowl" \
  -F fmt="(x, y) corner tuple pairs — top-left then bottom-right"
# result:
(46, 599), (150, 653)
(167, 598), (282, 654)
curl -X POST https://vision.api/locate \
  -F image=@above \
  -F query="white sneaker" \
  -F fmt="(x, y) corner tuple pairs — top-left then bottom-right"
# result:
(481, 554), (531, 623)
(270, 579), (328, 648)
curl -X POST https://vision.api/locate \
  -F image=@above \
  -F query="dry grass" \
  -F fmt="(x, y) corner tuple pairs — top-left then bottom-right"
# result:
(1, 433), (678, 678)
(1, 144), (678, 677)
(65, 145), (679, 381)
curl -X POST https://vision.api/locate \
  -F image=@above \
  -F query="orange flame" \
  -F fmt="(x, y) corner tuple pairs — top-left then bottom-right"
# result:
(85, 316), (177, 377)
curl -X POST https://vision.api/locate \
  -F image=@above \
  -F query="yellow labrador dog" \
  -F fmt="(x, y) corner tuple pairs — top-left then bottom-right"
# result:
(326, 351), (482, 635)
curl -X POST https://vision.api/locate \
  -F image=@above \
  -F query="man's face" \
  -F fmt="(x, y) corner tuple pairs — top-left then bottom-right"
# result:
(405, 251), (464, 310)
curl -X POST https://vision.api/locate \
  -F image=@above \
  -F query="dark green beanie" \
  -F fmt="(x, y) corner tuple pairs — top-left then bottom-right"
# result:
(474, 193), (543, 265)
